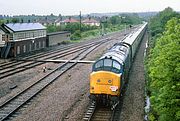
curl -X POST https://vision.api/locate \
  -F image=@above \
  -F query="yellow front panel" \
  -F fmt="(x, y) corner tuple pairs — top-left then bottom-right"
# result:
(90, 71), (121, 96)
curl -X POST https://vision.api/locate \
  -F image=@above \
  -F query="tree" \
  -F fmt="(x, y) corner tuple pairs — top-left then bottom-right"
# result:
(11, 18), (19, 23)
(148, 17), (180, 121)
(70, 30), (81, 40)
(65, 22), (97, 33)
(149, 7), (179, 37)
(109, 16), (121, 25)
(0, 19), (6, 25)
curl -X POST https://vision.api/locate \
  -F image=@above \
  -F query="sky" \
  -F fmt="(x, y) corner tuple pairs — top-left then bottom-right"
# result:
(0, 0), (180, 16)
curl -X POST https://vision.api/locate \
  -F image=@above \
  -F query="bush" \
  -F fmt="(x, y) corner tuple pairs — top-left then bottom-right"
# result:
(70, 30), (81, 40)
(147, 17), (180, 121)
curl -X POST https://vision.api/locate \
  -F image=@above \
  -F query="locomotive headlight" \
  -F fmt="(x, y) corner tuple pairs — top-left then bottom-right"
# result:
(110, 86), (118, 92)
(97, 79), (100, 82)
(108, 80), (112, 83)
(91, 86), (94, 90)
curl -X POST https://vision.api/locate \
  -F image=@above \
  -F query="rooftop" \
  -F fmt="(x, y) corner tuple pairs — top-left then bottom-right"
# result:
(4, 23), (46, 32)
(82, 18), (99, 23)
(62, 18), (79, 23)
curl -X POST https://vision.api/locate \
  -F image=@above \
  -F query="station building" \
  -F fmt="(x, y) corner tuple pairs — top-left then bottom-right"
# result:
(0, 23), (47, 58)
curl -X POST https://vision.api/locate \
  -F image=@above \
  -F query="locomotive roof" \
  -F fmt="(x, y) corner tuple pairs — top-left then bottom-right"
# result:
(97, 22), (147, 65)
(100, 43), (130, 65)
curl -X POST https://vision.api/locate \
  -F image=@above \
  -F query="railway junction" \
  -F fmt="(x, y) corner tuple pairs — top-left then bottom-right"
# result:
(0, 24), (147, 121)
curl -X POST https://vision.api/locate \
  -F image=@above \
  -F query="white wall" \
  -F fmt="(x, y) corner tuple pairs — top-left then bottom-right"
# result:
(0, 30), (5, 47)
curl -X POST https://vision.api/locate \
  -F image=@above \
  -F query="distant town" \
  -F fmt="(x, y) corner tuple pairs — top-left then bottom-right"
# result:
(0, 12), (158, 25)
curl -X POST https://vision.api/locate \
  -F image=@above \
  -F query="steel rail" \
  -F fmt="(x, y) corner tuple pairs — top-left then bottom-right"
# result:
(0, 39), (105, 69)
(0, 38), (109, 79)
(0, 39), (109, 121)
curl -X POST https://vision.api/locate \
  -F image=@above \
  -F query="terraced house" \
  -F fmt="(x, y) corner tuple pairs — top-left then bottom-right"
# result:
(0, 23), (47, 58)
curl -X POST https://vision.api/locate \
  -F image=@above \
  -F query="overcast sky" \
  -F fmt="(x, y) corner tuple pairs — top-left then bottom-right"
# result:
(0, 0), (180, 16)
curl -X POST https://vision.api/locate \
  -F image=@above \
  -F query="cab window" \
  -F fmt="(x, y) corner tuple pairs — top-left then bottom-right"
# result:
(93, 59), (121, 73)
(112, 60), (121, 73)
(113, 61), (121, 70)
(104, 59), (112, 71)
(95, 60), (103, 69)
(104, 59), (112, 67)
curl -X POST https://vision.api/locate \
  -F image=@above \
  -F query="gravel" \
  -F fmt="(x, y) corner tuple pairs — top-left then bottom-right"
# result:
(10, 33), (124, 121)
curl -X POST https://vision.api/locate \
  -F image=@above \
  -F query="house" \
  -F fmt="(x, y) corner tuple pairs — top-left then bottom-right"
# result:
(54, 16), (62, 26)
(0, 23), (47, 58)
(37, 17), (54, 26)
(61, 17), (79, 25)
(82, 17), (100, 26)
(54, 17), (62, 26)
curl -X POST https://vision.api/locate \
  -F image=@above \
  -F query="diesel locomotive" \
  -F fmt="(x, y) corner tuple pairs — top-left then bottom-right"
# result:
(89, 22), (148, 107)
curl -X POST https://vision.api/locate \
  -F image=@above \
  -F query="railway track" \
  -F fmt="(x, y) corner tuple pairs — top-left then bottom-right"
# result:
(83, 80), (128, 121)
(0, 29), (121, 69)
(83, 76), (128, 121)
(0, 39), (109, 121)
(0, 42), (90, 69)
(0, 26), (138, 78)
(0, 38), (111, 79)
(83, 101), (122, 121)
(0, 26), (132, 70)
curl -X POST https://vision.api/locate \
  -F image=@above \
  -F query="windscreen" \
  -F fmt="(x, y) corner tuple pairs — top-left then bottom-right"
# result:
(93, 59), (122, 73)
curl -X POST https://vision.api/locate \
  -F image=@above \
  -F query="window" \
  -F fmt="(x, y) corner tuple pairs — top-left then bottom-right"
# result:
(34, 42), (36, 50)
(93, 59), (121, 73)
(95, 60), (103, 68)
(17, 46), (20, 54)
(10, 34), (13, 40)
(39, 41), (41, 48)
(14, 34), (18, 40)
(29, 44), (32, 51)
(42, 41), (45, 48)
(23, 45), (26, 53)
(17, 33), (25, 39)
(30, 32), (33, 38)
(26, 32), (30, 38)
(104, 59), (112, 67)
(113, 61), (121, 70)
(2, 34), (5, 41)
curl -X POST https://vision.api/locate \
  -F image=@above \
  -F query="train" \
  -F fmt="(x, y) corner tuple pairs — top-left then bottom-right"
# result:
(89, 22), (148, 108)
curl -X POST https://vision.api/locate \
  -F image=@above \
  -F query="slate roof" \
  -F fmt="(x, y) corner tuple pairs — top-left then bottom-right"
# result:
(37, 19), (54, 25)
(4, 23), (46, 32)
(0, 25), (10, 33)
(54, 18), (62, 23)
(62, 18), (79, 23)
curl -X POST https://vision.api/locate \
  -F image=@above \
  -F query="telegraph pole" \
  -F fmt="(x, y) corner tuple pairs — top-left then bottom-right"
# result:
(79, 11), (82, 32)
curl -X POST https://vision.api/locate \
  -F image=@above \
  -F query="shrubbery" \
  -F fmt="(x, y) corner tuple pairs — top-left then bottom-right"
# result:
(70, 30), (81, 40)
(146, 8), (180, 121)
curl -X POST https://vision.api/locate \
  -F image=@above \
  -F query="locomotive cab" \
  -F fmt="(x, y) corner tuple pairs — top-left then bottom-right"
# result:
(89, 58), (123, 105)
